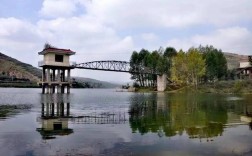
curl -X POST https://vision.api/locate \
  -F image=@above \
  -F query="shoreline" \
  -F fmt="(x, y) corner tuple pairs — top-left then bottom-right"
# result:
(135, 80), (252, 94)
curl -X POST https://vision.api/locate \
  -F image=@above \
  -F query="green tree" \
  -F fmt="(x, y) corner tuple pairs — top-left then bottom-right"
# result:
(130, 51), (140, 85)
(164, 47), (177, 78)
(187, 48), (206, 88)
(164, 47), (177, 58)
(138, 49), (150, 87)
(248, 56), (252, 66)
(171, 49), (188, 84)
(199, 45), (227, 82)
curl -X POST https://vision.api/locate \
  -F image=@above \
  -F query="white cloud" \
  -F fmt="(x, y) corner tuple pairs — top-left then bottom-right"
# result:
(0, 18), (43, 66)
(0, 16), (135, 82)
(38, 0), (252, 28)
(84, 0), (252, 28)
(166, 27), (252, 54)
(36, 16), (134, 61)
(141, 33), (159, 43)
(40, 0), (79, 18)
(1, 0), (252, 82)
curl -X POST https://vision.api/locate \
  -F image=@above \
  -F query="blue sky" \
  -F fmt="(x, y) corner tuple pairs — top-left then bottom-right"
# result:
(0, 0), (252, 82)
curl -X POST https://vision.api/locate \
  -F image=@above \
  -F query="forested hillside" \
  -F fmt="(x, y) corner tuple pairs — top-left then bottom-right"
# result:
(0, 52), (41, 87)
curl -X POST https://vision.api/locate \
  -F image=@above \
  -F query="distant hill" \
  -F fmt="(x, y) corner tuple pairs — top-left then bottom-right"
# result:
(0, 52), (41, 82)
(0, 52), (120, 88)
(72, 77), (121, 88)
(223, 52), (249, 70)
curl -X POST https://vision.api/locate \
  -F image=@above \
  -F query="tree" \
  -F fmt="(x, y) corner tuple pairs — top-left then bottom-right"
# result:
(164, 47), (177, 78)
(164, 47), (177, 58)
(171, 49), (188, 84)
(187, 48), (206, 88)
(129, 48), (168, 87)
(249, 56), (252, 66)
(43, 42), (56, 50)
(199, 45), (227, 82)
(171, 48), (206, 87)
(216, 51), (227, 80)
(130, 51), (140, 85)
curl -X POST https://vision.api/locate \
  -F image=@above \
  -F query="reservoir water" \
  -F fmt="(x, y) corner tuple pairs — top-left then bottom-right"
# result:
(0, 88), (252, 156)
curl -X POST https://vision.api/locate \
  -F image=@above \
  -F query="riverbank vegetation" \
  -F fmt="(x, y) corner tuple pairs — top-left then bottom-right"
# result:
(129, 45), (251, 93)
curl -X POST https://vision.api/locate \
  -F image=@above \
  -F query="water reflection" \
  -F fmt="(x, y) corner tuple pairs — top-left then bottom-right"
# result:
(36, 94), (73, 140)
(241, 102), (252, 130)
(129, 93), (252, 142)
(36, 94), (127, 140)
(0, 104), (32, 120)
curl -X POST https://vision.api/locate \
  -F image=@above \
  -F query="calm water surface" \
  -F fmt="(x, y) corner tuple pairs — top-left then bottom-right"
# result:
(0, 88), (252, 156)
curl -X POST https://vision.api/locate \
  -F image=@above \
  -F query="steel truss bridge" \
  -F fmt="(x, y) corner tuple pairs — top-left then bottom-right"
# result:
(73, 60), (160, 75)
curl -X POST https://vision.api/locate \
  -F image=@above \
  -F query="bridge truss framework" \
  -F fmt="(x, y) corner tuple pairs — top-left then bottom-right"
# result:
(73, 60), (159, 75)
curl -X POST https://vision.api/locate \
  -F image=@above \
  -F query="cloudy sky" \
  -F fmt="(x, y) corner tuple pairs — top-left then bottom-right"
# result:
(1, 0), (252, 83)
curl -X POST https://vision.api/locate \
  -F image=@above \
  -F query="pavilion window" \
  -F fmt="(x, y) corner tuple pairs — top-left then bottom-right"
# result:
(55, 54), (64, 62)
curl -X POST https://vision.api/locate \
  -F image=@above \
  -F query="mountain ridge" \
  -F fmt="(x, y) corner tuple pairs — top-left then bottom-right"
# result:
(223, 52), (249, 70)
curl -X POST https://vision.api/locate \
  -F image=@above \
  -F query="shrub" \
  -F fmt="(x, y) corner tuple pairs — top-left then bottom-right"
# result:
(233, 81), (245, 93)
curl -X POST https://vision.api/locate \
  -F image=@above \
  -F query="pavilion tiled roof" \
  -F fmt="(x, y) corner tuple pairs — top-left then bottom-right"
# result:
(38, 47), (76, 55)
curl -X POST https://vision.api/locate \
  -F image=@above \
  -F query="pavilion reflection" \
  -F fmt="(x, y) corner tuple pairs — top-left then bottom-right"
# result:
(36, 94), (73, 140)
(36, 94), (127, 140)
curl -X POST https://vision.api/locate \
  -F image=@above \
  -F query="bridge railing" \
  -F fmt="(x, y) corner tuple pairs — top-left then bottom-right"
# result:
(38, 61), (77, 67)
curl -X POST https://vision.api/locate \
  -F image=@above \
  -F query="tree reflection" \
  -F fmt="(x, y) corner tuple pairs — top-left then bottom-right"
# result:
(128, 93), (234, 140)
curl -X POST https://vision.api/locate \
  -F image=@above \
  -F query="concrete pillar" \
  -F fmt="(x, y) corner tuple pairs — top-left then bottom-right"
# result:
(63, 69), (65, 82)
(41, 67), (72, 94)
(52, 86), (55, 93)
(52, 69), (55, 81)
(41, 103), (45, 117)
(60, 70), (63, 82)
(42, 85), (45, 94)
(57, 69), (60, 82)
(67, 86), (70, 94)
(57, 103), (60, 116)
(61, 86), (65, 93)
(67, 69), (71, 82)
(46, 103), (49, 116)
(46, 86), (49, 94)
(157, 74), (167, 92)
(51, 103), (55, 116)
(60, 103), (64, 116)
(47, 69), (51, 82)
(67, 103), (70, 116)
(57, 85), (61, 93)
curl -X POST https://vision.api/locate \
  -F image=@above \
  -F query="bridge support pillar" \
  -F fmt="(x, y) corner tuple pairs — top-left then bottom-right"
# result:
(157, 74), (167, 92)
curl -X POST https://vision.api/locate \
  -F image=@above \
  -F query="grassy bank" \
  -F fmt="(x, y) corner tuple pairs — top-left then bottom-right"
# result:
(167, 80), (252, 94)
(135, 87), (156, 92)
(135, 80), (252, 94)
(197, 80), (252, 94)
(0, 81), (39, 88)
